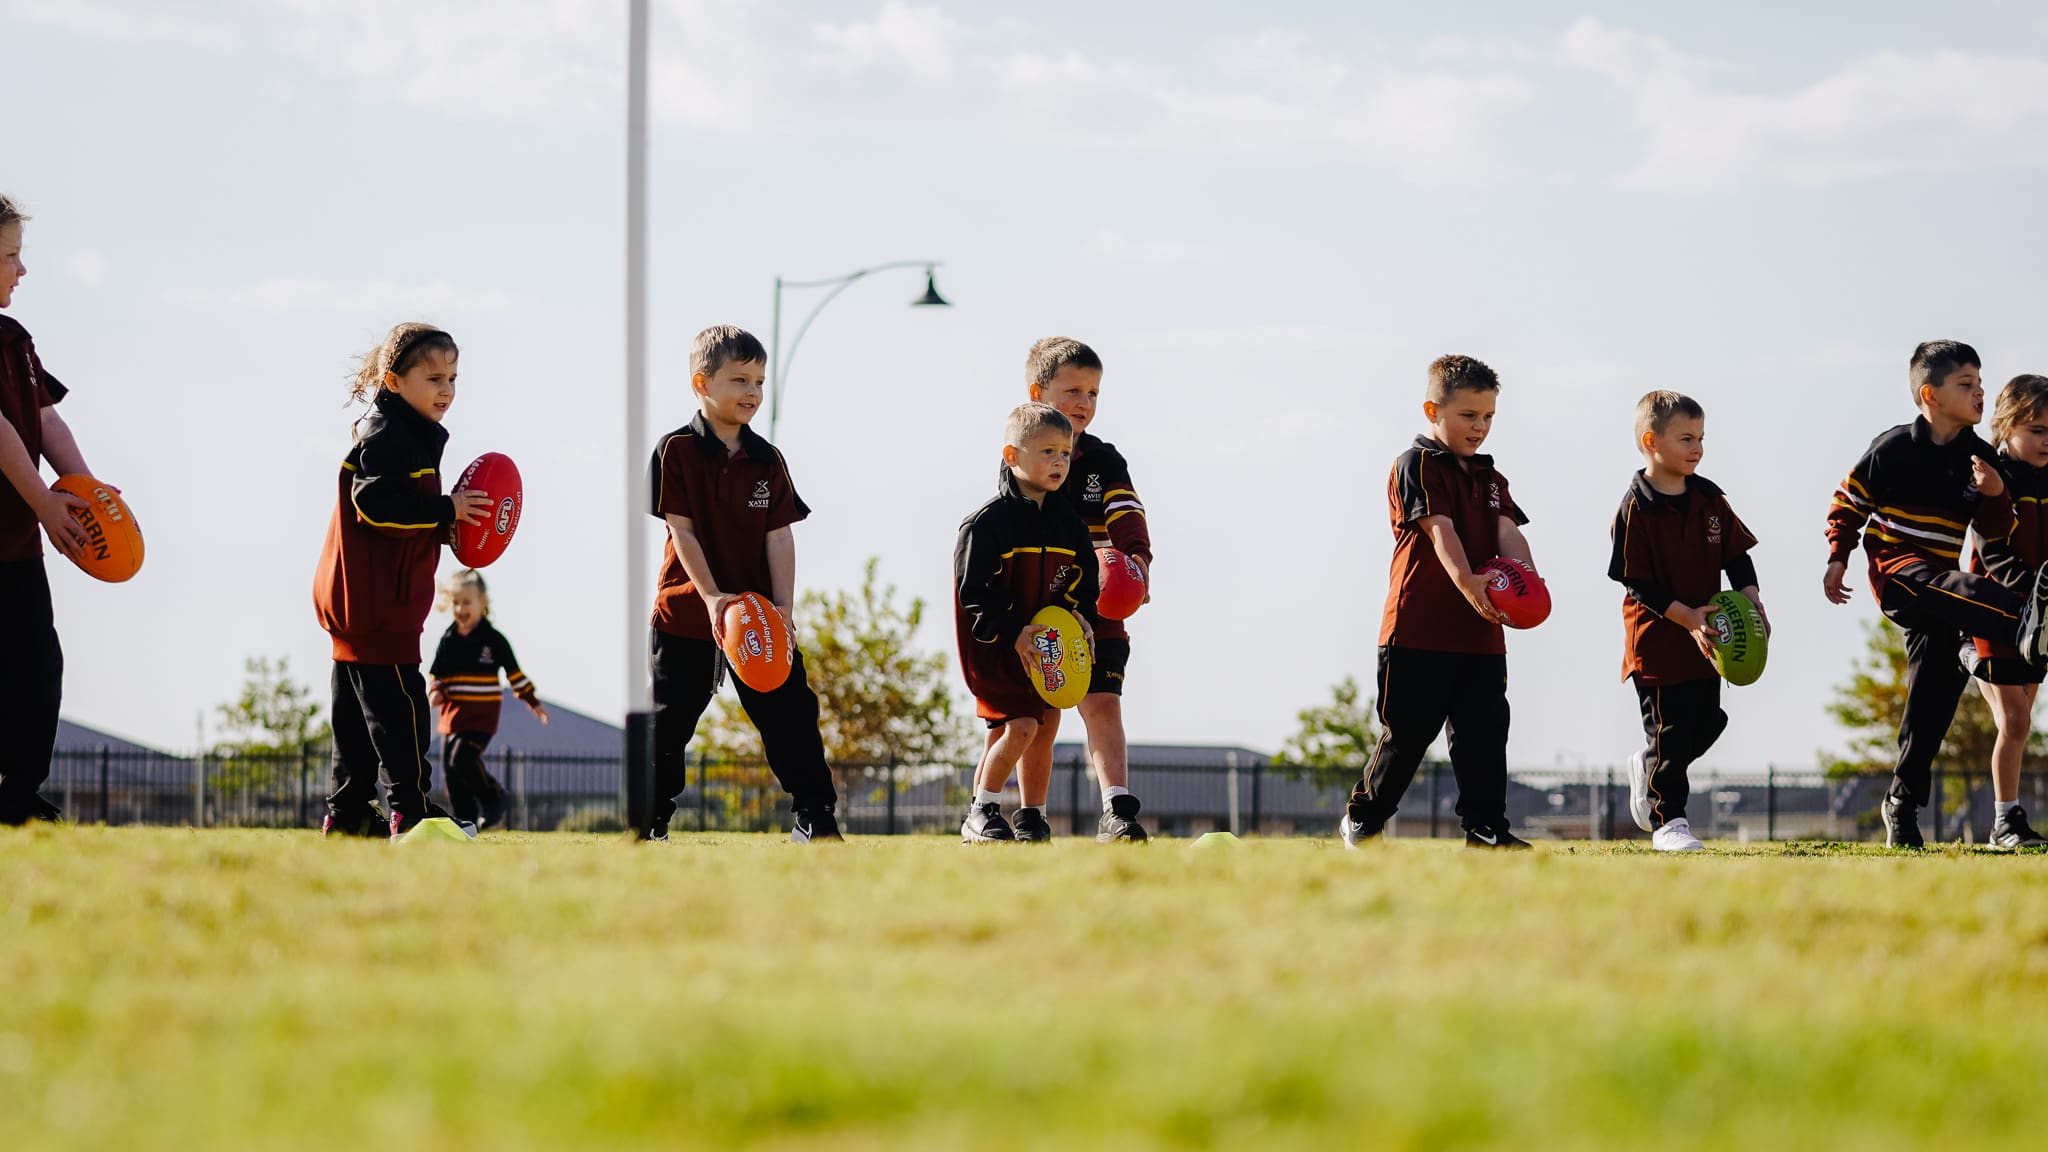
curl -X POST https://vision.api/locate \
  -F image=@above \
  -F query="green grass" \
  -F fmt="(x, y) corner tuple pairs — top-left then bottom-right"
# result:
(2, 829), (2044, 1150)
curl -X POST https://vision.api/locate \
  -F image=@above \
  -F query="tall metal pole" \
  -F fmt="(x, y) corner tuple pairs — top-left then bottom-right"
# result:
(767, 275), (783, 440)
(622, 0), (655, 837)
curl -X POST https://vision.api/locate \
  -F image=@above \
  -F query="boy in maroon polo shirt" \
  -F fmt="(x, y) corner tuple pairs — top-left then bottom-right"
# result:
(1344, 354), (1537, 850)
(954, 402), (1099, 843)
(0, 196), (99, 826)
(1607, 391), (1764, 852)
(646, 325), (839, 843)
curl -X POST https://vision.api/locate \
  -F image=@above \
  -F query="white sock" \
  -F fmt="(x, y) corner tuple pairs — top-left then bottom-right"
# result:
(974, 789), (1003, 808)
(1102, 786), (1129, 811)
(1998, 799), (2021, 820)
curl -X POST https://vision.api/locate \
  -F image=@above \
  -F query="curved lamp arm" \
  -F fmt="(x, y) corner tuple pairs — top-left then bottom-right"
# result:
(770, 260), (943, 439)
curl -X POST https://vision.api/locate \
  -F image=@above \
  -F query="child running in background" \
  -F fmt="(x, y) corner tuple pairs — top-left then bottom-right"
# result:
(313, 322), (489, 838)
(1965, 374), (2048, 849)
(428, 567), (548, 832)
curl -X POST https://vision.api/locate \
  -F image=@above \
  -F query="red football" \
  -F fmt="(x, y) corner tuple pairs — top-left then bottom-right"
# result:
(1096, 547), (1147, 620)
(1482, 557), (1550, 629)
(722, 592), (794, 692)
(449, 453), (522, 568)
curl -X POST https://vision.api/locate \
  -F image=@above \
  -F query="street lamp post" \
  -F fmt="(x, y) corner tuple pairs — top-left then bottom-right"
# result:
(768, 262), (949, 441)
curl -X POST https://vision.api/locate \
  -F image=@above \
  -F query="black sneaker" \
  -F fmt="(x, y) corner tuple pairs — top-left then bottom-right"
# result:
(0, 793), (62, 827)
(1012, 807), (1053, 844)
(791, 807), (845, 843)
(961, 802), (1015, 843)
(1465, 822), (1533, 850)
(322, 808), (386, 838)
(1339, 809), (1378, 850)
(1096, 794), (1150, 843)
(1990, 805), (2048, 849)
(645, 820), (671, 843)
(1880, 794), (1924, 849)
(480, 786), (508, 832)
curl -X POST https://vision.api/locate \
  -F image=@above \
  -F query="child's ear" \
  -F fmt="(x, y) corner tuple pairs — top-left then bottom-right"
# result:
(1642, 431), (1656, 452)
(1422, 400), (1439, 423)
(1001, 443), (1020, 467)
(691, 371), (711, 398)
(1027, 384), (1044, 403)
(383, 370), (400, 392)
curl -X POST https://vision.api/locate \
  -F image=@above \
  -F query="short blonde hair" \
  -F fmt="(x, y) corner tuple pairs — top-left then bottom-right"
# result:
(435, 567), (489, 615)
(1633, 390), (1704, 445)
(1005, 402), (1072, 448)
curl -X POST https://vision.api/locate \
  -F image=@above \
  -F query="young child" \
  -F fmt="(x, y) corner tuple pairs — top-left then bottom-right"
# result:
(647, 325), (839, 843)
(1013, 337), (1152, 842)
(1344, 354), (1536, 850)
(312, 322), (489, 838)
(0, 196), (100, 826)
(1607, 391), (1764, 852)
(1963, 374), (2048, 849)
(954, 402), (1100, 843)
(427, 568), (548, 832)
(1823, 340), (2046, 848)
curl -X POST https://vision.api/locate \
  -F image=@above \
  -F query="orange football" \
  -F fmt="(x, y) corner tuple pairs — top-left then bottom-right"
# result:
(722, 592), (794, 692)
(52, 474), (143, 583)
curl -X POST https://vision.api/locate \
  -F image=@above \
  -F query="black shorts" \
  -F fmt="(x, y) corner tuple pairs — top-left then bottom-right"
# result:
(983, 708), (1052, 731)
(1972, 656), (2046, 687)
(1090, 638), (1130, 697)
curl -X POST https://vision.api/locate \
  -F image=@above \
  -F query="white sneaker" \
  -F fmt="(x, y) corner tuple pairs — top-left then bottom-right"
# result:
(1651, 818), (1704, 852)
(1627, 751), (1654, 833)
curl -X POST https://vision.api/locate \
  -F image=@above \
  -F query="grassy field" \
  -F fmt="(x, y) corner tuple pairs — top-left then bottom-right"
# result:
(1, 829), (2044, 1150)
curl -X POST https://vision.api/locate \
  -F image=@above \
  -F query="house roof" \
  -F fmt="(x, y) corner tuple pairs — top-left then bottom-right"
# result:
(55, 718), (174, 756)
(433, 695), (622, 756)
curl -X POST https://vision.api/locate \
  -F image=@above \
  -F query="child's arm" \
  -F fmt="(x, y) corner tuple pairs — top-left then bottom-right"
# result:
(1497, 517), (1535, 569)
(766, 525), (796, 620)
(954, 513), (1024, 652)
(1823, 444), (1881, 604)
(352, 438), (481, 536)
(1419, 516), (1507, 624)
(0, 414), (87, 560)
(491, 629), (549, 725)
(38, 406), (90, 476)
(664, 512), (735, 644)
(1968, 454), (2016, 541)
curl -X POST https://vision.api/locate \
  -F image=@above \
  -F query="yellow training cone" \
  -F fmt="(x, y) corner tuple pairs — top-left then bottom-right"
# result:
(396, 817), (475, 845)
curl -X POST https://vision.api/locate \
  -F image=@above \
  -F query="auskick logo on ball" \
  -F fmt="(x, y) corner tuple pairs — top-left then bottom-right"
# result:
(1034, 628), (1067, 693)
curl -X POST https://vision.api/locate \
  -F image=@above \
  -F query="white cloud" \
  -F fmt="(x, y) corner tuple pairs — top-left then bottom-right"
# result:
(7, 0), (1538, 186)
(70, 253), (108, 288)
(167, 278), (529, 315)
(1562, 17), (2048, 187)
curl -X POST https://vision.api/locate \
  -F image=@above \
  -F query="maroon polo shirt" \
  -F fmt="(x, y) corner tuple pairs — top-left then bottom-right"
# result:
(1607, 472), (1758, 684)
(0, 316), (68, 563)
(647, 413), (809, 641)
(1378, 435), (1528, 656)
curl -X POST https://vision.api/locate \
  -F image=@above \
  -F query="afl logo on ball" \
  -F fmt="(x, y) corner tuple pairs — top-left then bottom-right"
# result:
(495, 498), (515, 535)
(746, 630), (764, 658)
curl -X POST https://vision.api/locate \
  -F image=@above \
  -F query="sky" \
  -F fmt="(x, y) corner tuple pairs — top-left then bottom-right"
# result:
(10, 0), (2048, 770)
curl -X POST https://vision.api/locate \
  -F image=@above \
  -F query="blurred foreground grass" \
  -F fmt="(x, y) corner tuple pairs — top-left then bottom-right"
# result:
(1, 827), (2043, 1149)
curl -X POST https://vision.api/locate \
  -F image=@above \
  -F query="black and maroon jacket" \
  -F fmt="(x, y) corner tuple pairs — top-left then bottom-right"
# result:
(312, 390), (455, 664)
(1825, 417), (2013, 602)
(1969, 453), (2048, 661)
(954, 467), (1101, 720)
(429, 618), (537, 734)
(1047, 431), (1152, 644)
(0, 315), (68, 564)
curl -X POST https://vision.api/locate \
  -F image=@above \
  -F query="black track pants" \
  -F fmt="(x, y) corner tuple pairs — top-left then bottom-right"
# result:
(1347, 645), (1510, 834)
(649, 629), (837, 825)
(442, 730), (502, 824)
(0, 558), (61, 820)
(1878, 566), (2021, 807)
(329, 661), (438, 822)
(1633, 677), (1727, 826)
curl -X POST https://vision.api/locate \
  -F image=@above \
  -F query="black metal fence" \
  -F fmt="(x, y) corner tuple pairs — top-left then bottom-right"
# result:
(36, 745), (2048, 844)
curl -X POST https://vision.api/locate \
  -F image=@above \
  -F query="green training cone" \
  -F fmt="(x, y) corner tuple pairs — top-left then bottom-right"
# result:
(396, 817), (475, 845)
(1193, 831), (1242, 849)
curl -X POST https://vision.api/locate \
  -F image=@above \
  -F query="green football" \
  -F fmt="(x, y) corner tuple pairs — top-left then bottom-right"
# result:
(1706, 589), (1768, 686)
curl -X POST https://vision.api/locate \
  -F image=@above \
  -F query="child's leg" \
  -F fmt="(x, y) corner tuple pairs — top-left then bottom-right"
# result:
(1976, 680), (2035, 803)
(444, 733), (485, 824)
(649, 630), (720, 828)
(1081, 638), (1132, 794)
(0, 557), (62, 822)
(1878, 577), (1972, 810)
(326, 662), (381, 820)
(733, 649), (838, 814)
(978, 716), (1041, 795)
(1443, 653), (1511, 833)
(1350, 646), (1455, 833)
(1016, 711), (1058, 807)
(340, 664), (437, 822)
(1635, 678), (1727, 828)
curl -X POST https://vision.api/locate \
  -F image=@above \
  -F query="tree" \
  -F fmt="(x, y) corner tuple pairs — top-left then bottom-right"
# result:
(212, 656), (331, 792)
(1823, 618), (2046, 779)
(1275, 675), (1378, 789)
(698, 558), (974, 767)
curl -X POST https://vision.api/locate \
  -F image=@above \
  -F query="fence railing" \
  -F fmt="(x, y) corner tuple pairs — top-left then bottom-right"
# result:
(36, 746), (2048, 843)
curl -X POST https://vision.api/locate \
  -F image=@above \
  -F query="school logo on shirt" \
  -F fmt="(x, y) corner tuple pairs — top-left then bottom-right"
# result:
(1083, 474), (1102, 503)
(1707, 515), (1722, 545)
(1488, 482), (1502, 510)
(749, 480), (772, 509)
(478, 647), (494, 665)
(1051, 563), (1076, 597)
